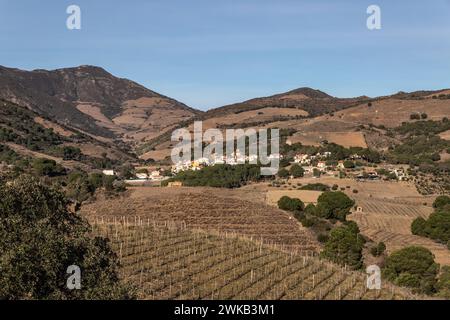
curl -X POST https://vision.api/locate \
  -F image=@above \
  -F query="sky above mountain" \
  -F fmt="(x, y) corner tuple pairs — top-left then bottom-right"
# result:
(1, 0), (450, 110)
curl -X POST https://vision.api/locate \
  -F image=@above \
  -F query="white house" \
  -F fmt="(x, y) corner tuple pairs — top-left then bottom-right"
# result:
(136, 173), (148, 180)
(102, 170), (116, 176)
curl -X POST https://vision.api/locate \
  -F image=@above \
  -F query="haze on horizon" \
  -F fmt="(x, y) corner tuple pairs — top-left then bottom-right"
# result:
(1, 0), (450, 110)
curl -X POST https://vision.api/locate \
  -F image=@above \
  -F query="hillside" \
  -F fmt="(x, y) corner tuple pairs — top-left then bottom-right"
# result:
(0, 65), (201, 145)
(0, 99), (135, 171)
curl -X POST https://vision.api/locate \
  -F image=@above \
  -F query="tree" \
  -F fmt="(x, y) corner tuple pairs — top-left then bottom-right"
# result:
(289, 164), (304, 178)
(32, 158), (65, 176)
(411, 217), (427, 236)
(411, 205), (450, 244)
(433, 195), (450, 209)
(0, 175), (132, 299)
(343, 160), (355, 169)
(436, 266), (450, 298)
(370, 242), (386, 257)
(383, 246), (439, 294)
(278, 168), (289, 178)
(316, 191), (355, 221)
(321, 224), (364, 270)
(278, 196), (304, 212)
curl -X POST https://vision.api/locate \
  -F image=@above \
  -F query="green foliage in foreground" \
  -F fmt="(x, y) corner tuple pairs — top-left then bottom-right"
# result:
(383, 246), (439, 295)
(166, 164), (263, 188)
(0, 175), (132, 299)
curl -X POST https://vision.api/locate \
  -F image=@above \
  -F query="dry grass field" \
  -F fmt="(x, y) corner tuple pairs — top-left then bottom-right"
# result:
(331, 98), (450, 128)
(440, 130), (450, 141)
(92, 220), (422, 300)
(289, 131), (367, 148)
(267, 190), (322, 206)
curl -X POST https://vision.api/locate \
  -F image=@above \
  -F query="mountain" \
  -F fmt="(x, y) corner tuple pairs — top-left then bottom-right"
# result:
(202, 87), (368, 120)
(0, 65), (201, 143)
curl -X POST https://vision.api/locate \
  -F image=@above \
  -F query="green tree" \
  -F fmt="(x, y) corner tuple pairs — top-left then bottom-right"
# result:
(343, 160), (355, 169)
(289, 164), (304, 178)
(370, 242), (386, 257)
(0, 175), (132, 299)
(278, 168), (289, 178)
(433, 195), (450, 209)
(383, 246), (439, 294)
(278, 196), (304, 212)
(437, 266), (450, 298)
(321, 223), (364, 270)
(32, 158), (65, 176)
(316, 191), (355, 221)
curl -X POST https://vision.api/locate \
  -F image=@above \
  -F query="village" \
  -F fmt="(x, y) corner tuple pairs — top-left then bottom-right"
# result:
(101, 149), (410, 187)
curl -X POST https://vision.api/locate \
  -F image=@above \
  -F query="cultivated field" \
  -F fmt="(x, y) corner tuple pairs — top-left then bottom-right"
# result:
(92, 220), (421, 300)
(81, 187), (319, 251)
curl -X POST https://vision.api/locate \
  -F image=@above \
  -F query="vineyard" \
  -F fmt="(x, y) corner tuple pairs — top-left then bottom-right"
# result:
(82, 189), (319, 251)
(348, 198), (450, 265)
(91, 217), (421, 300)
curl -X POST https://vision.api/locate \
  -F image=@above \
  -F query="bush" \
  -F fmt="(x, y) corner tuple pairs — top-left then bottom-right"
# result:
(370, 242), (386, 257)
(300, 183), (330, 191)
(436, 266), (450, 298)
(383, 246), (439, 294)
(277, 196), (304, 212)
(317, 233), (329, 243)
(0, 175), (132, 299)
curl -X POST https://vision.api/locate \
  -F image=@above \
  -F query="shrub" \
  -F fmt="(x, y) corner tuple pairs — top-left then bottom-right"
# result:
(317, 233), (329, 243)
(0, 175), (132, 299)
(277, 196), (304, 212)
(370, 242), (386, 257)
(436, 266), (450, 298)
(383, 246), (439, 294)
(300, 183), (330, 191)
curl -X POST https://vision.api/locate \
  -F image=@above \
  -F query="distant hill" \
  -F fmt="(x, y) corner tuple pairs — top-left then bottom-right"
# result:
(0, 65), (201, 142)
(202, 87), (369, 120)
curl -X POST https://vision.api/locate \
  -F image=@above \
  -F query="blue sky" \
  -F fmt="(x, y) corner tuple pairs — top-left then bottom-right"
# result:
(1, 0), (450, 110)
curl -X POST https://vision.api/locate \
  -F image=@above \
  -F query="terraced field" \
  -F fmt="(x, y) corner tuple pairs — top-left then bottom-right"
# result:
(82, 188), (319, 251)
(348, 198), (450, 265)
(92, 219), (421, 300)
